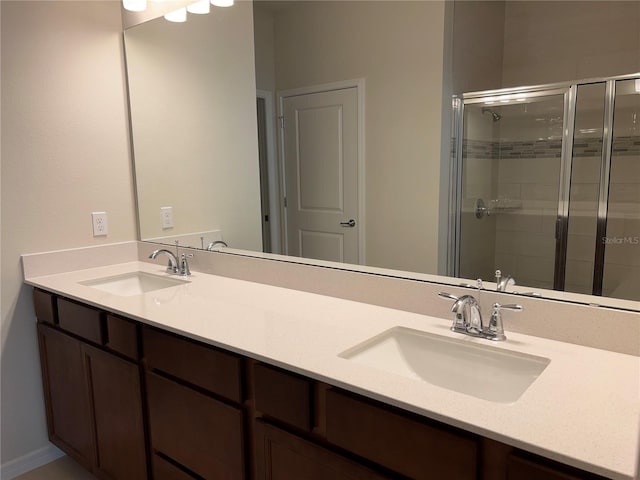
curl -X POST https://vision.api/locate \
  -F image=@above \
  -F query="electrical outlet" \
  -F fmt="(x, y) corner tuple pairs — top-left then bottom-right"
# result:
(92, 212), (108, 236)
(160, 206), (174, 229)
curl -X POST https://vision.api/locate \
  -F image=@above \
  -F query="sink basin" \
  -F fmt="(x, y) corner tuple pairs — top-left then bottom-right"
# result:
(340, 327), (549, 403)
(80, 271), (188, 297)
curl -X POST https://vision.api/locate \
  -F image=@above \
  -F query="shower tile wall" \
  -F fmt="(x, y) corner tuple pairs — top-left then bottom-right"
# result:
(494, 138), (561, 290)
(466, 135), (640, 296)
(602, 136), (640, 300)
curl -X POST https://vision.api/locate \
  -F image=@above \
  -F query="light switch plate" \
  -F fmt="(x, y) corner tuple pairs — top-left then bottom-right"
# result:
(92, 212), (108, 236)
(160, 206), (174, 229)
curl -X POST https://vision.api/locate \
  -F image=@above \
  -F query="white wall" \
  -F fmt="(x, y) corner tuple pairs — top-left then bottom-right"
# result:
(1, 1), (137, 471)
(264, 1), (447, 274)
(126, 1), (263, 251)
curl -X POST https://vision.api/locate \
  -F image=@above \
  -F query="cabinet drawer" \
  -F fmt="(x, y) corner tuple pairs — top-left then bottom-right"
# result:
(507, 453), (608, 480)
(153, 454), (198, 480)
(325, 389), (478, 480)
(106, 314), (139, 360)
(146, 372), (245, 480)
(143, 327), (242, 402)
(255, 421), (389, 480)
(33, 289), (57, 325)
(58, 298), (103, 344)
(254, 363), (312, 431)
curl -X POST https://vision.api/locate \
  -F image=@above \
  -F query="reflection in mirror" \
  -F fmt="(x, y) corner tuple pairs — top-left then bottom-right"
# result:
(125, 1), (263, 251)
(124, 0), (640, 307)
(456, 80), (640, 302)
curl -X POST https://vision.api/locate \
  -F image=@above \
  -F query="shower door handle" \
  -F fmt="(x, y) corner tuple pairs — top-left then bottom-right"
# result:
(340, 219), (356, 228)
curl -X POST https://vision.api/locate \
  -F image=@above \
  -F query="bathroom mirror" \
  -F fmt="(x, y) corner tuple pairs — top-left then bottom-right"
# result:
(124, 0), (640, 310)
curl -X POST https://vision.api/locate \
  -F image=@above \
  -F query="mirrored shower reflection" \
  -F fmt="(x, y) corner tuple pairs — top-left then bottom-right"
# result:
(459, 93), (565, 290)
(456, 75), (640, 301)
(602, 79), (640, 299)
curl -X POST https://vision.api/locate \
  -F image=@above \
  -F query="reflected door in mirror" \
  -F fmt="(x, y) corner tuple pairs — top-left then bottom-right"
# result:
(282, 87), (360, 263)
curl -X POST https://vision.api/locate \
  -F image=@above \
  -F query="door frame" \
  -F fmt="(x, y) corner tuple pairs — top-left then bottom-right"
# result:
(277, 79), (366, 265)
(257, 89), (283, 254)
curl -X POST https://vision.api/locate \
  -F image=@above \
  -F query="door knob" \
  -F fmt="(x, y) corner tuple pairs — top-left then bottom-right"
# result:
(340, 219), (356, 227)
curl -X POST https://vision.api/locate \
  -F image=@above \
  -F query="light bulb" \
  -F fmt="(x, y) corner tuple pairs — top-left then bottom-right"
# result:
(211, 0), (234, 7)
(123, 0), (147, 12)
(164, 7), (187, 22)
(188, 0), (210, 14)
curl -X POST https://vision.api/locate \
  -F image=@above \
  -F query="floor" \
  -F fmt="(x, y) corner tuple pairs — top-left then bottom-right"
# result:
(13, 456), (96, 480)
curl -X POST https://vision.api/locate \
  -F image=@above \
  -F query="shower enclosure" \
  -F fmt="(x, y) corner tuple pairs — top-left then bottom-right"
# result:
(451, 73), (640, 301)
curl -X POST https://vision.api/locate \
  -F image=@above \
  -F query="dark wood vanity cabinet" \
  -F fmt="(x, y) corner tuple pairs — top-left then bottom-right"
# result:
(33, 289), (611, 480)
(37, 323), (95, 470)
(35, 291), (147, 480)
(142, 327), (246, 479)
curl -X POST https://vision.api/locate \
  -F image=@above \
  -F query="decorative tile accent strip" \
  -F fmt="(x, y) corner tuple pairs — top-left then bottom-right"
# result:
(462, 136), (639, 159)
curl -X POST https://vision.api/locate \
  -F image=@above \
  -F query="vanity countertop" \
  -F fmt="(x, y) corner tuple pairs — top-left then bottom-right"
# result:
(24, 261), (640, 480)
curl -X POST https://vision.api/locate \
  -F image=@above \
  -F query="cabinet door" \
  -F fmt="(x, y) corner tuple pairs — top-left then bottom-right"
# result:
(37, 324), (95, 469)
(83, 344), (148, 480)
(255, 421), (389, 480)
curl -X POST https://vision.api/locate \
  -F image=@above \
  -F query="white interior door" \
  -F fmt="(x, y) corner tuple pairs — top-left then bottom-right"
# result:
(282, 87), (359, 263)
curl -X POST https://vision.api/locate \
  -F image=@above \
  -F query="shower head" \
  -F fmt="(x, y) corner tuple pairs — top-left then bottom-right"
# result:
(481, 107), (502, 122)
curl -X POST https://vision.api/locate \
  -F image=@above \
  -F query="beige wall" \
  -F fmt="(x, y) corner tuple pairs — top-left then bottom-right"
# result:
(126, 2), (263, 251)
(502, 1), (640, 88)
(452, 0), (505, 94)
(1, 0), (137, 467)
(253, 6), (276, 93)
(262, 1), (447, 274)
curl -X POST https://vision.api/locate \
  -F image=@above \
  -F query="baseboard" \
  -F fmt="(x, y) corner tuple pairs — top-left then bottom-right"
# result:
(0, 444), (64, 480)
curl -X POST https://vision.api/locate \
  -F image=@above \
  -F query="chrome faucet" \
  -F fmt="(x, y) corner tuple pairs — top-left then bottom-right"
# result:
(149, 249), (179, 274)
(206, 240), (228, 251)
(149, 249), (192, 276)
(438, 292), (522, 341)
(495, 269), (516, 292)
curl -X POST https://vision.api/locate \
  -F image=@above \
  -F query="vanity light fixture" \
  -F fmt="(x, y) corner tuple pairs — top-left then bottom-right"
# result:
(123, 0), (147, 12)
(635, 78), (640, 93)
(123, 0), (233, 21)
(187, 0), (210, 14)
(164, 7), (187, 22)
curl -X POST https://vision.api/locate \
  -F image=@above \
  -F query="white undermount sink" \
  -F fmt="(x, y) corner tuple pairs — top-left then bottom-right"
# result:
(80, 271), (188, 297)
(340, 327), (549, 403)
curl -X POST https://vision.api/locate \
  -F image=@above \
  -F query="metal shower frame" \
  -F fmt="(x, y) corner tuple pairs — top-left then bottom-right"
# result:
(448, 72), (640, 295)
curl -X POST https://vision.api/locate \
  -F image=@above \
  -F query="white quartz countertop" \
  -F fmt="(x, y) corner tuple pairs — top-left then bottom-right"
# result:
(25, 261), (640, 480)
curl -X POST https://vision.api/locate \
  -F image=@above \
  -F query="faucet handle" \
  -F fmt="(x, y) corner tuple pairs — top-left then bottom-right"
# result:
(494, 303), (523, 312)
(180, 253), (193, 276)
(488, 302), (523, 341)
(438, 292), (459, 301)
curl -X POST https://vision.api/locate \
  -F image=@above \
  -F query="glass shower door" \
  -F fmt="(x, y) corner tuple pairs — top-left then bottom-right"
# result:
(458, 91), (566, 288)
(601, 79), (640, 301)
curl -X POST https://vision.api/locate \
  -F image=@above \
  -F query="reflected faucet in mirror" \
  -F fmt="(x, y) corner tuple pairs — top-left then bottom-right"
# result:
(207, 240), (228, 251)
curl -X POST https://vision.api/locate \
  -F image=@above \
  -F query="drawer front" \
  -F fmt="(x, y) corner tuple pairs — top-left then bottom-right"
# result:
(146, 372), (245, 480)
(58, 298), (103, 344)
(507, 453), (607, 480)
(253, 363), (312, 431)
(143, 327), (242, 402)
(255, 421), (390, 480)
(106, 314), (139, 360)
(325, 389), (478, 480)
(33, 289), (56, 325)
(153, 454), (198, 480)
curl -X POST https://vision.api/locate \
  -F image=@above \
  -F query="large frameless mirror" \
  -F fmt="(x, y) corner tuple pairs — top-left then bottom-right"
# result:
(124, 0), (640, 309)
